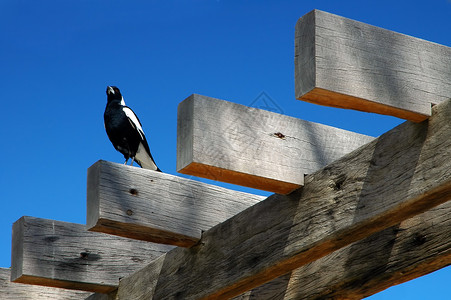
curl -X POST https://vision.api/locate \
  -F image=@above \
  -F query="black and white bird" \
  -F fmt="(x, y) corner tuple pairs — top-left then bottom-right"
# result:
(104, 86), (161, 171)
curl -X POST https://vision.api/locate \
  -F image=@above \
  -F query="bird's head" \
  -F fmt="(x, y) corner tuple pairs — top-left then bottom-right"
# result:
(106, 86), (123, 102)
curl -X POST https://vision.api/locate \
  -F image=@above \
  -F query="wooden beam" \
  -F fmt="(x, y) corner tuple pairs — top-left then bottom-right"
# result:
(113, 98), (451, 299)
(235, 200), (451, 299)
(295, 10), (451, 122)
(177, 94), (374, 194)
(84, 292), (116, 300)
(87, 160), (265, 247)
(11, 216), (173, 293)
(0, 267), (90, 300)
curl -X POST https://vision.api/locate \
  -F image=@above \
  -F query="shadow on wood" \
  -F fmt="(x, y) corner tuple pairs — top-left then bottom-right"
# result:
(87, 160), (265, 247)
(177, 94), (374, 194)
(11, 217), (173, 293)
(108, 98), (451, 299)
(235, 200), (451, 299)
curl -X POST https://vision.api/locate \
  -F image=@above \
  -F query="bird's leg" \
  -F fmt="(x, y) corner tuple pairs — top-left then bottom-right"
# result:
(130, 157), (135, 166)
(124, 158), (129, 165)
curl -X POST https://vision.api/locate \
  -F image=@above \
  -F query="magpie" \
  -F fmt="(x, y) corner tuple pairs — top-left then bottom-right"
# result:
(104, 86), (161, 171)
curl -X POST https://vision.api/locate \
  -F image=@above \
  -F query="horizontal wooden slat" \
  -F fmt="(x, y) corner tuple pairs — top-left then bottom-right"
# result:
(235, 200), (451, 299)
(177, 94), (374, 194)
(112, 98), (451, 299)
(0, 267), (90, 300)
(295, 10), (451, 122)
(11, 216), (173, 293)
(87, 160), (265, 247)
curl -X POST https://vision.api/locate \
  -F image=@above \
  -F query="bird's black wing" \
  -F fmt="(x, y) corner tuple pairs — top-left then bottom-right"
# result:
(122, 106), (145, 140)
(122, 106), (161, 171)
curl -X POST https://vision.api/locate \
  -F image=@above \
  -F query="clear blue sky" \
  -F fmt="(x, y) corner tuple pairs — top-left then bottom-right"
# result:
(1, 0), (450, 298)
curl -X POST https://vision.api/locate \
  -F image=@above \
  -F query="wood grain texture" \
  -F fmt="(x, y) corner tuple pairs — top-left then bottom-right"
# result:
(84, 292), (117, 300)
(87, 160), (265, 247)
(11, 216), (173, 293)
(177, 94), (374, 194)
(295, 10), (451, 122)
(89, 256), (166, 300)
(234, 200), (451, 299)
(113, 98), (451, 299)
(116, 256), (165, 300)
(0, 267), (90, 300)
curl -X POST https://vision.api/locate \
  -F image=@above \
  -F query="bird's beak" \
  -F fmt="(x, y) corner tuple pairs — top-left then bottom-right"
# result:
(107, 86), (115, 95)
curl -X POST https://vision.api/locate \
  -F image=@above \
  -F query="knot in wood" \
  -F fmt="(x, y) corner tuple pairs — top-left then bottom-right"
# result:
(44, 236), (59, 243)
(333, 175), (347, 191)
(273, 132), (286, 139)
(413, 233), (426, 246)
(129, 188), (139, 196)
(79, 251), (101, 261)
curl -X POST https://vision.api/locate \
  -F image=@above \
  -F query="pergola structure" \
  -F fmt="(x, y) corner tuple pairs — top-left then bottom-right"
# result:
(3, 10), (450, 299)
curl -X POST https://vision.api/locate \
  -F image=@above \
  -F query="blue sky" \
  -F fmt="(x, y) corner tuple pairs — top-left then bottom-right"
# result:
(1, 0), (450, 298)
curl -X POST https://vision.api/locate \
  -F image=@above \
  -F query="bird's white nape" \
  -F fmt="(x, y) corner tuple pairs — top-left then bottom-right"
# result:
(120, 97), (126, 106)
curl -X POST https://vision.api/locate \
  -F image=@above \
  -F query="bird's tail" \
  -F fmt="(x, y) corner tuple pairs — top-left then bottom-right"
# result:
(135, 142), (161, 172)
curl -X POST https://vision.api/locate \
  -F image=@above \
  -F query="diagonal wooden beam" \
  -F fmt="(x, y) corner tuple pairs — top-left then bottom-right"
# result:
(235, 200), (451, 299)
(112, 98), (451, 299)
(11, 217), (173, 293)
(177, 94), (374, 194)
(87, 160), (265, 247)
(84, 292), (116, 300)
(89, 190), (451, 300)
(0, 267), (90, 300)
(295, 10), (451, 122)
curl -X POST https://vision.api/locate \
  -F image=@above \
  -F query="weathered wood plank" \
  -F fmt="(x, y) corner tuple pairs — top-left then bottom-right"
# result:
(235, 200), (451, 299)
(87, 256), (166, 300)
(177, 94), (374, 194)
(0, 267), (90, 300)
(114, 98), (451, 299)
(11, 216), (173, 293)
(295, 10), (451, 122)
(87, 160), (265, 247)
(84, 292), (116, 300)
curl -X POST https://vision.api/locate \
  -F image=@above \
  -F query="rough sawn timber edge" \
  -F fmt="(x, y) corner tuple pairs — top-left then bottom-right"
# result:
(177, 93), (374, 194)
(295, 10), (451, 122)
